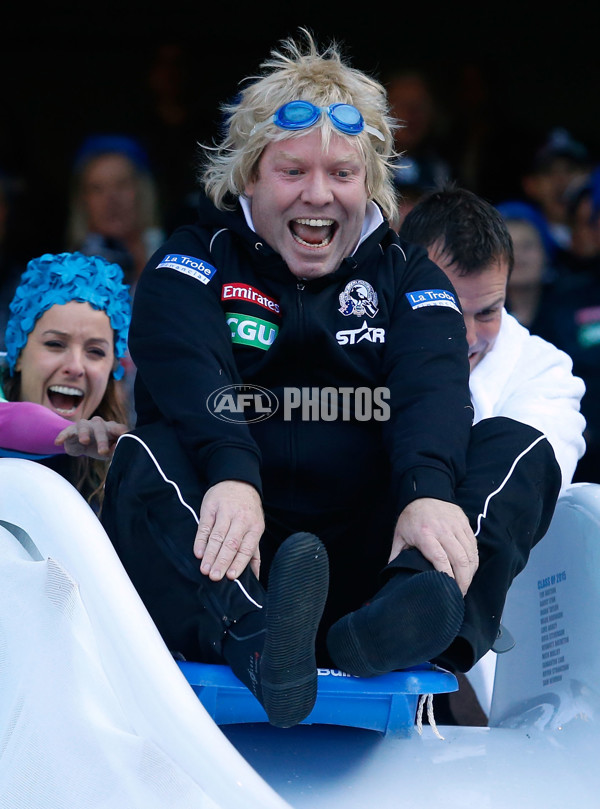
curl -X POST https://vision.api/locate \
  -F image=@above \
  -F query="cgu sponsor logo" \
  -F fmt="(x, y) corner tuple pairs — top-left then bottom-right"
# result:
(226, 312), (279, 350)
(221, 283), (280, 315)
(206, 384), (279, 423)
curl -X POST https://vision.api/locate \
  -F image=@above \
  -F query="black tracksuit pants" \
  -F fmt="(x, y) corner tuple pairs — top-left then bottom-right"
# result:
(100, 415), (561, 672)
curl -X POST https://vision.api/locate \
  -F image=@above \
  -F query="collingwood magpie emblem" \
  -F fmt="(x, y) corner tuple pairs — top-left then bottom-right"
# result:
(339, 280), (379, 318)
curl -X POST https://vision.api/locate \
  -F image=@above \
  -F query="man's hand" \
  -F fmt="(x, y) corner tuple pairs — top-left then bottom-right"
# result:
(193, 480), (264, 582)
(55, 417), (128, 459)
(390, 498), (478, 595)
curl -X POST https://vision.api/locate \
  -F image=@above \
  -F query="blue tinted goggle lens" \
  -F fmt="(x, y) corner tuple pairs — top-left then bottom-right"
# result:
(252, 100), (384, 141)
(275, 100), (321, 129)
(328, 103), (364, 134)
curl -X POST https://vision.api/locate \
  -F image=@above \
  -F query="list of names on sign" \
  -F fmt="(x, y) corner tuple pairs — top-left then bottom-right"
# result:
(538, 570), (569, 687)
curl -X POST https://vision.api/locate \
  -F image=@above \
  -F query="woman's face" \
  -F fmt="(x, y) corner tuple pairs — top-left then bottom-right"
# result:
(81, 153), (141, 241)
(16, 301), (115, 421)
(507, 220), (547, 287)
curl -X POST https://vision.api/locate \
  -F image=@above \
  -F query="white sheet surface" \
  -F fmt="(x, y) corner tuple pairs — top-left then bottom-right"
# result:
(0, 458), (289, 809)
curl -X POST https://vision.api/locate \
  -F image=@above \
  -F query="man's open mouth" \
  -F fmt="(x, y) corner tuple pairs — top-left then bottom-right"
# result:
(47, 385), (84, 416)
(290, 218), (336, 248)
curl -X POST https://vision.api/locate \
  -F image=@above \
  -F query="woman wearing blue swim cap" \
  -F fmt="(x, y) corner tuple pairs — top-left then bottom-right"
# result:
(1, 251), (132, 510)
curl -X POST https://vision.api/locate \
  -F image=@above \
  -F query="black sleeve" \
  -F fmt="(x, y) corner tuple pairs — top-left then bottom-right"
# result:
(382, 243), (474, 513)
(129, 228), (262, 494)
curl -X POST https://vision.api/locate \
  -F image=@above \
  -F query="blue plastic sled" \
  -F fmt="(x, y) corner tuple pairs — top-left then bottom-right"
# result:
(178, 661), (457, 737)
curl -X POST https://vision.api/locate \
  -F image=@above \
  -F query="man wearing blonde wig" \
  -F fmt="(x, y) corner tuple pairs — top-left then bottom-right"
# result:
(102, 31), (560, 728)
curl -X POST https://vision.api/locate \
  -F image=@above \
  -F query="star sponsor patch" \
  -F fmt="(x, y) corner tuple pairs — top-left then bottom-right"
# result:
(156, 253), (217, 285)
(336, 320), (386, 345)
(405, 288), (461, 313)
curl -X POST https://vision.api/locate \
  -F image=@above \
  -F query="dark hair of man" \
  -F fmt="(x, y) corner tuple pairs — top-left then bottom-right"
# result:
(399, 184), (514, 276)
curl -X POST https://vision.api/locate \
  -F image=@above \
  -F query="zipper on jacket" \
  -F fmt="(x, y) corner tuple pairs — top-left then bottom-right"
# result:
(287, 281), (307, 510)
(295, 282), (306, 352)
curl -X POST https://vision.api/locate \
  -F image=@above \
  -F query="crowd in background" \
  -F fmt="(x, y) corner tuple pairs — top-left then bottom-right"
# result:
(1, 39), (599, 483)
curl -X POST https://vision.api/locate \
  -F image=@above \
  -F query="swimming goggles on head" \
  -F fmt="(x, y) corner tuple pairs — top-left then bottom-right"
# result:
(250, 100), (385, 141)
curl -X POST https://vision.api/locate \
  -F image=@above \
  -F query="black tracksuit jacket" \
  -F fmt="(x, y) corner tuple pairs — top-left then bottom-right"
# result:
(129, 195), (473, 522)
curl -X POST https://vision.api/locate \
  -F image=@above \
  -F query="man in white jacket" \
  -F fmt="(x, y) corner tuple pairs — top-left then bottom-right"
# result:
(400, 185), (586, 721)
(400, 185), (586, 492)
(468, 312), (585, 492)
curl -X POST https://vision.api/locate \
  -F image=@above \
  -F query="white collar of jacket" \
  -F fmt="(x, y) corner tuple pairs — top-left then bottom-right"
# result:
(239, 197), (384, 255)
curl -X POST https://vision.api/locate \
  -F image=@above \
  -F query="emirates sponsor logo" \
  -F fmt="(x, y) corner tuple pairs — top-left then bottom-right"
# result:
(221, 283), (280, 315)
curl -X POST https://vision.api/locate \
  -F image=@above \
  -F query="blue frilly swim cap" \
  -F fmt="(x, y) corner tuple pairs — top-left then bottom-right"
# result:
(5, 251), (131, 380)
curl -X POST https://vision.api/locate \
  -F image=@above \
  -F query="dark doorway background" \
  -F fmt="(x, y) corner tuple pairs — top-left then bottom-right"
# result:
(2, 4), (599, 257)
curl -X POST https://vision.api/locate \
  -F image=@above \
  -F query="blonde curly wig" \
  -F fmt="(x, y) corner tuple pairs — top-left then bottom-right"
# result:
(200, 29), (400, 226)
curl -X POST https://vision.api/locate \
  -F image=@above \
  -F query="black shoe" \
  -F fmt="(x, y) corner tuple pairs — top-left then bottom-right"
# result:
(326, 569), (464, 677)
(260, 532), (329, 728)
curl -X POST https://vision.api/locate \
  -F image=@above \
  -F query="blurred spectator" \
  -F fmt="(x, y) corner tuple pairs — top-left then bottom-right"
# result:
(65, 135), (165, 292)
(496, 200), (564, 338)
(447, 63), (490, 193)
(0, 170), (28, 352)
(385, 69), (453, 227)
(535, 167), (600, 483)
(520, 128), (591, 255)
(566, 166), (600, 264)
(133, 41), (208, 233)
(443, 61), (519, 201)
